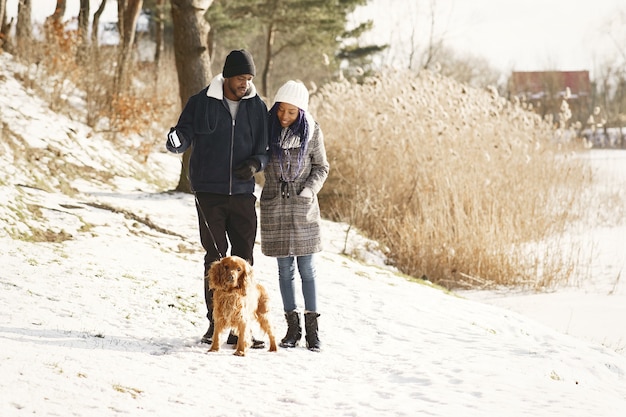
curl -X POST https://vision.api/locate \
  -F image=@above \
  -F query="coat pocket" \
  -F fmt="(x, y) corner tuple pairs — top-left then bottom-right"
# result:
(293, 194), (320, 225)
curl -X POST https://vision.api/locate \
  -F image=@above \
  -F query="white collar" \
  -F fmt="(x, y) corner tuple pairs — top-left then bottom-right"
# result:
(206, 74), (258, 100)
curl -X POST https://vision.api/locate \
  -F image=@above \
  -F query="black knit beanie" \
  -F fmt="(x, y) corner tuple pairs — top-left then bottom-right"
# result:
(222, 49), (256, 78)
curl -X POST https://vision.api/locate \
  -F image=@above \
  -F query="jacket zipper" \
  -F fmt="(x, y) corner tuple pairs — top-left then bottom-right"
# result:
(229, 119), (235, 195)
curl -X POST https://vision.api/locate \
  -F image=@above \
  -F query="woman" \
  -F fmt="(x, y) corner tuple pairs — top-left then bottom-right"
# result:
(260, 80), (329, 352)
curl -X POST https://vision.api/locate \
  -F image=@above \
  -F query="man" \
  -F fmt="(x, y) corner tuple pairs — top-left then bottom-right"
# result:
(166, 50), (269, 347)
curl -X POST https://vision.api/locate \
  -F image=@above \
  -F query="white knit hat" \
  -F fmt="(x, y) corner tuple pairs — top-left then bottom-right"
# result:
(273, 80), (309, 112)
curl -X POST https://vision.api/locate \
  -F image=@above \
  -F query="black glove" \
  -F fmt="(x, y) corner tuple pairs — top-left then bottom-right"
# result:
(166, 127), (188, 153)
(167, 127), (182, 147)
(233, 158), (260, 180)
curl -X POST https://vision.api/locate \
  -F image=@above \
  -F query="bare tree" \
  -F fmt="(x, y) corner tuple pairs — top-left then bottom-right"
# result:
(91, 0), (107, 47)
(0, 0), (7, 49)
(170, 0), (213, 192)
(595, 6), (626, 146)
(421, 0), (442, 70)
(15, 0), (32, 54)
(46, 0), (66, 27)
(42, 0), (66, 53)
(77, 0), (90, 62)
(436, 46), (501, 89)
(115, 0), (143, 94)
(153, 0), (166, 84)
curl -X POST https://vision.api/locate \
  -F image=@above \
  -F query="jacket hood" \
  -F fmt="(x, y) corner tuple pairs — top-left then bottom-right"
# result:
(206, 74), (258, 100)
(304, 111), (315, 142)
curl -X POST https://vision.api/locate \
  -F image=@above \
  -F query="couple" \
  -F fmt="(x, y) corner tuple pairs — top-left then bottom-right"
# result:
(165, 50), (329, 352)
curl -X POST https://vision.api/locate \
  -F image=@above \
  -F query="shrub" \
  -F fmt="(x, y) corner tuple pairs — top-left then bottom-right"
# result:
(11, 22), (179, 164)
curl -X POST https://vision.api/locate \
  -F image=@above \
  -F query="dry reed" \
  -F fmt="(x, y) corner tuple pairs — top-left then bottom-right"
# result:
(311, 69), (594, 290)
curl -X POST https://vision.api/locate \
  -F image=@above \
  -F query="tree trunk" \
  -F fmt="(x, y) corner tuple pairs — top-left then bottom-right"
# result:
(91, 0), (107, 47)
(43, 0), (65, 48)
(77, 0), (89, 63)
(153, 0), (165, 86)
(0, 0), (6, 49)
(47, 0), (66, 26)
(115, 0), (143, 95)
(261, 21), (275, 98)
(170, 0), (213, 193)
(15, 0), (32, 55)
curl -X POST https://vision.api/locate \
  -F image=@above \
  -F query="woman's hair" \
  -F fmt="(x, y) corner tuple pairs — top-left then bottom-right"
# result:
(268, 102), (309, 158)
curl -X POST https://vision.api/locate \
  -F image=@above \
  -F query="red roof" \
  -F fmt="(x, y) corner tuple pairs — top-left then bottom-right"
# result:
(510, 71), (591, 96)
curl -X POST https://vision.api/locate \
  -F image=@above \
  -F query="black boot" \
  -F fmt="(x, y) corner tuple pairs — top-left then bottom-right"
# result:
(279, 311), (302, 348)
(226, 332), (266, 349)
(304, 312), (321, 352)
(201, 321), (214, 344)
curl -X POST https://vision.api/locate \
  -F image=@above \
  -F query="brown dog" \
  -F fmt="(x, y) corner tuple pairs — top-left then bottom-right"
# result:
(207, 256), (277, 356)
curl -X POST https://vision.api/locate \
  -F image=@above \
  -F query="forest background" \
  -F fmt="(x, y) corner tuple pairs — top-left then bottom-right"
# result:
(1, 0), (625, 292)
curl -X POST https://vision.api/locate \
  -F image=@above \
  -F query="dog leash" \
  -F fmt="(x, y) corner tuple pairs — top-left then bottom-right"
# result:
(193, 192), (224, 260)
(182, 160), (224, 260)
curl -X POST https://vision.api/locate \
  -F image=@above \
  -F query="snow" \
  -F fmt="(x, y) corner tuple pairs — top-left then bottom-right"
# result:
(1, 51), (626, 416)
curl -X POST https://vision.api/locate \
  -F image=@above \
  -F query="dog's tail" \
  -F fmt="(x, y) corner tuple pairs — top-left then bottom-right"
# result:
(256, 284), (270, 315)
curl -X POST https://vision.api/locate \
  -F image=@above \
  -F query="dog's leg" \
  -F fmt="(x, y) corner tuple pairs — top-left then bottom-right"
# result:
(208, 321), (224, 352)
(234, 322), (248, 356)
(257, 314), (277, 352)
(256, 286), (277, 352)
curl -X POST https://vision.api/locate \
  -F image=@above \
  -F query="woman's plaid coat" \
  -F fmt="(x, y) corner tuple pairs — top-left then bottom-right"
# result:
(260, 114), (329, 257)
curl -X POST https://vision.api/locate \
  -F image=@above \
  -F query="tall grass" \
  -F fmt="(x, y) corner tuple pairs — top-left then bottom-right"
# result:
(311, 69), (594, 290)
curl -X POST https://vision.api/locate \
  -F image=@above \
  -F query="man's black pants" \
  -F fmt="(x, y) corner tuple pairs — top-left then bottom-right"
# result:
(195, 192), (257, 320)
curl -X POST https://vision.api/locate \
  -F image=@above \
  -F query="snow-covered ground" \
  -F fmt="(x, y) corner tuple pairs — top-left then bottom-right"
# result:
(1, 52), (625, 416)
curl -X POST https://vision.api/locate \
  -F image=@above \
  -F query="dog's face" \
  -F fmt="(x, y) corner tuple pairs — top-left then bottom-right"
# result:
(208, 256), (251, 292)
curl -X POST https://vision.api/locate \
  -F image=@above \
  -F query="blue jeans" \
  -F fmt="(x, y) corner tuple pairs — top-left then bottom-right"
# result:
(277, 255), (317, 313)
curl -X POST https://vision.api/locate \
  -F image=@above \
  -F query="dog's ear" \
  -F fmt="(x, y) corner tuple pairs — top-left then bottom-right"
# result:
(207, 259), (223, 289)
(236, 259), (253, 294)
(244, 260), (253, 281)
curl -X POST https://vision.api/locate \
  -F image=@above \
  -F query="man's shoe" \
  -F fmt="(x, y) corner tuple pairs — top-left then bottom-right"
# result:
(226, 331), (238, 345)
(200, 322), (214, 344)
(251, 337), (265, 349)
(226, 331), (265, 349)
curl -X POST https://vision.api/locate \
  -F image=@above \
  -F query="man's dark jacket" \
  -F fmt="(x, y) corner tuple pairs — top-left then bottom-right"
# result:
(166, 75), (269, 195)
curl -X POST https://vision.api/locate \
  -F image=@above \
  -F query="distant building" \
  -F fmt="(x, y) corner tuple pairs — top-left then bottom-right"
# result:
(508, 71), (592, 125)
